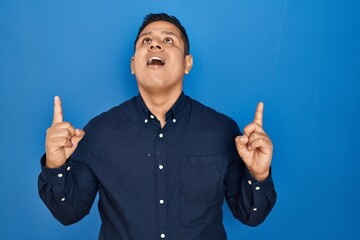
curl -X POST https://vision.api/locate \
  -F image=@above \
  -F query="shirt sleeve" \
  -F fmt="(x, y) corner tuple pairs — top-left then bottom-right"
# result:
(224, 126), (277, 226)
(38, 151), (98, 225)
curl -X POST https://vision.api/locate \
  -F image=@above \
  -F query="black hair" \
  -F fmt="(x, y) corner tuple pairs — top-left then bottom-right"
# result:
(134, 13), (190, 55)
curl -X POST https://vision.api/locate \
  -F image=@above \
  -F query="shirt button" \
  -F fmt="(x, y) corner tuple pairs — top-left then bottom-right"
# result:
(58, 173), (63, 178)
(248, 180), (252, 185)
(172, 118), (176, 123)
(255, 186), (261, 190)
(159, 199), (165, 205)
(159, 133), (164, 138)
(67, 166), (71, 171)
(148, 153), (151, 157)
(160, 233), (166, 238)
(150, 115), (155, 119)
(253, 207), (258, 212)
(159, 164), (164, 170)
(144, 119), (148, 123)
(61, 198), (66, 202)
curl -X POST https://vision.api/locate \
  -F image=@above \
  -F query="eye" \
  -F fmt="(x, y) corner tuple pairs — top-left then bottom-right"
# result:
(143, 38), (152, 44)
(164, 37), (173, 44)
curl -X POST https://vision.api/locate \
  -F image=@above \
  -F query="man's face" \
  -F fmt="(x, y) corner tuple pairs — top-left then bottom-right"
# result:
(131, 21), (193, 94)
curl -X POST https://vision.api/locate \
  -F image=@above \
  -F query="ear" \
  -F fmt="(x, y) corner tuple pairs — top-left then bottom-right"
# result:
(130, 57), (135, 75)
(184, 55), (193, 74)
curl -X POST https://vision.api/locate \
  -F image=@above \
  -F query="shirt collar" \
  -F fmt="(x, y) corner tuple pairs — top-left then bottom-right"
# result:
(135, 91), (187, 123)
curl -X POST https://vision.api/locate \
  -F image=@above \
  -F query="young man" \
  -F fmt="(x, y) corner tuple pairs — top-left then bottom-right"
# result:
(39, 13), (276, 239)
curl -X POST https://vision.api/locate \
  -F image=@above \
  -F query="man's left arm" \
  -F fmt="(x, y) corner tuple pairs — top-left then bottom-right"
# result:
(225, 102), (277, 226)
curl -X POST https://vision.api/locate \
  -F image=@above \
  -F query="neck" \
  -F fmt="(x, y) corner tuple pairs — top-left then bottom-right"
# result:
(139, 88), (182, 128)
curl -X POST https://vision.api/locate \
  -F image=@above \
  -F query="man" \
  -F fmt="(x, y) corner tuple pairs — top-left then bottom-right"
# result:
(39, 13), (276, 239)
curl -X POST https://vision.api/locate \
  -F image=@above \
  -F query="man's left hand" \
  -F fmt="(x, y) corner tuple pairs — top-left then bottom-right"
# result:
(235, 102), (273, 181)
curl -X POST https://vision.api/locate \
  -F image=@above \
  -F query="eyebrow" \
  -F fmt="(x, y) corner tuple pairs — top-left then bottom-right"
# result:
(138, 30), (179, 39)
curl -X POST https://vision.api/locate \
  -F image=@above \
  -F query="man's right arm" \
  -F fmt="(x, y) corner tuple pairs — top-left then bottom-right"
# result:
(38, 96), (97, 225)
(38, 153), (98, 225)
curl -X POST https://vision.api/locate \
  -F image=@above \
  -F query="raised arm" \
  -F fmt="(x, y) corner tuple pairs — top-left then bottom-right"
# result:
(225, 102), (276, 226)
(38, 96), (97, 225)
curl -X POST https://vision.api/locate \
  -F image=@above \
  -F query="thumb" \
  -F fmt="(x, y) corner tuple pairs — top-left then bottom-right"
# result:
(64, 129), (85, 159)
(71, 129), (85, 146)
(235, 135), (248, 152)
(235, 135), (253, 165)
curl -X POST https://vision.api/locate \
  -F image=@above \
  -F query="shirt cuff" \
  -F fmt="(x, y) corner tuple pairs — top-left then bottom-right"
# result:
(40, 154), (72, 187)
(243, 167), (275, 199)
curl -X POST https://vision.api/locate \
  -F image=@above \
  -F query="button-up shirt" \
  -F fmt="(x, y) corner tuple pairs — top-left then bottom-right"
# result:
(38, 92), (276, 240)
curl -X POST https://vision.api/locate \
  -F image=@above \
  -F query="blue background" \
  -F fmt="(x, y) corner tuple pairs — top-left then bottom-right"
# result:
(1, 0), (359, 239)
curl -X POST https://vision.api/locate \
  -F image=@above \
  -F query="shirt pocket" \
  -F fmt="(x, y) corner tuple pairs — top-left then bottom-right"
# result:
(180, 155), (225, 205)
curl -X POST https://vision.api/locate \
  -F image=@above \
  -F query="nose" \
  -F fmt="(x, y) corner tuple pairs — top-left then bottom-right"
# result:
(148, 39), (163, 51)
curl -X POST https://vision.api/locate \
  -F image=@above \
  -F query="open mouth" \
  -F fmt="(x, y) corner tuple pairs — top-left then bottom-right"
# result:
(147, 56), (165, 66)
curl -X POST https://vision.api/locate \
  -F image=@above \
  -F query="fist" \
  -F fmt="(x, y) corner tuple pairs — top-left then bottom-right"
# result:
(45, 96), (85, 168)
(235, 102), (273, 181)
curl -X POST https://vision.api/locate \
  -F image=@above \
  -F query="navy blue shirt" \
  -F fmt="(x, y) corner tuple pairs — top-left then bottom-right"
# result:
(38, 92), (276, 240)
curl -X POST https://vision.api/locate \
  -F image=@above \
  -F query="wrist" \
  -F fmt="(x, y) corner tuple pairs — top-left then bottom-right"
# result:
(45, 161), (61, 169)
(250, 169), (270, 182)
(45, 157), (66, 169)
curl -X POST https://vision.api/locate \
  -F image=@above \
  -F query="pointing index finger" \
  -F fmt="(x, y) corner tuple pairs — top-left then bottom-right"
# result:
(254, 102), (264, 127)
(52, 96), (63, 124)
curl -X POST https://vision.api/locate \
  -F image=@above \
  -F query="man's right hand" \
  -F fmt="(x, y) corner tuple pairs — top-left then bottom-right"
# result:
(45, 96), (85, 168)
